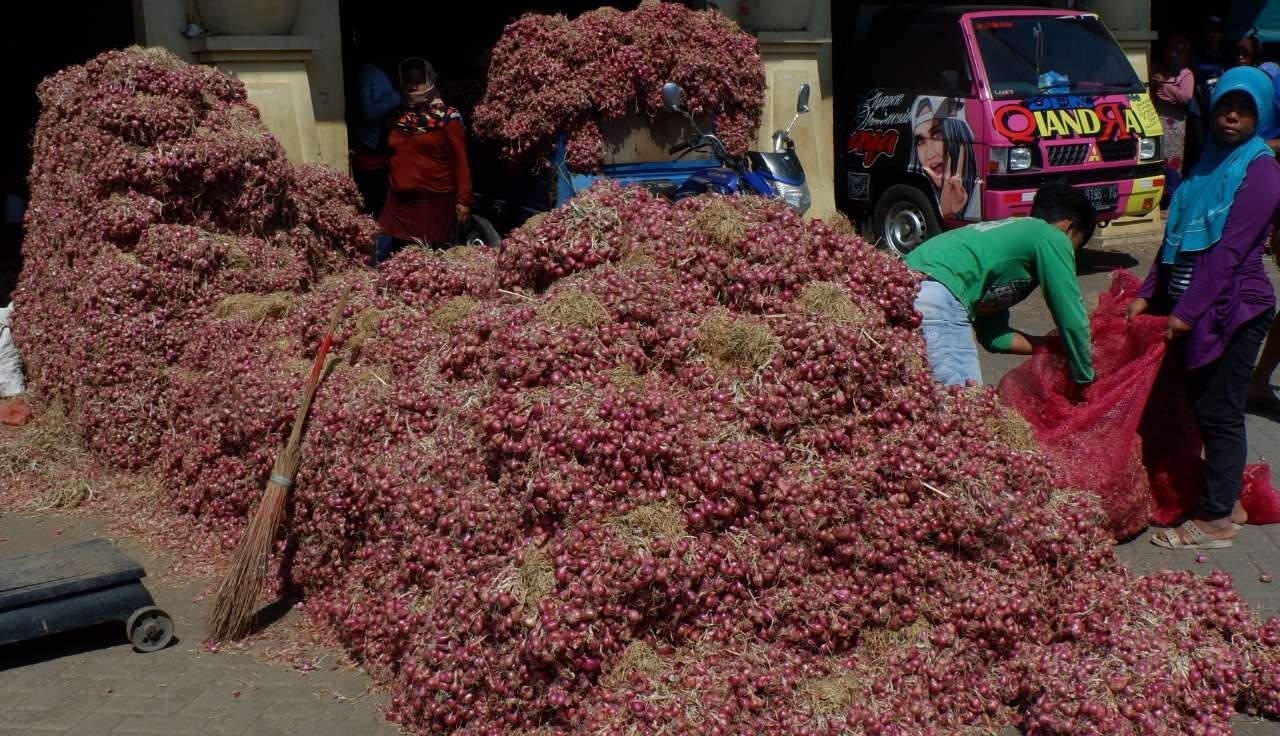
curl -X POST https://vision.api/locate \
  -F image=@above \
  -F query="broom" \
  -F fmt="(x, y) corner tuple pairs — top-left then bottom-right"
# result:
(206, 282), (353, 641)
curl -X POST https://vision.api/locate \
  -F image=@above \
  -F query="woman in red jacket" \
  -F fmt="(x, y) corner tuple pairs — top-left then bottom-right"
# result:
(373, 58), (472, 265)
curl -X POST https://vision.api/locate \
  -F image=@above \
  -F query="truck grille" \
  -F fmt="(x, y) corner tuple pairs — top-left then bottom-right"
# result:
(1098, 138), (1138, 162)
(1046, 143), (1088, 167)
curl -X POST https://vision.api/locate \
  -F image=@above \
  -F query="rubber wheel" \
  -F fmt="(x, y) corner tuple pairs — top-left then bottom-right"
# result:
(127, 606), (174, 653)
(460, 214), (500, 247)
(874, 184), (941, 258)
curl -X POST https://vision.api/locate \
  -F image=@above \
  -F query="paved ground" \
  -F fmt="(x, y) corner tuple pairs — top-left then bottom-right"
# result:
(0, 513), (399, 736)
(981, 239), (1280, 735)
(4, 234), (1280, 734)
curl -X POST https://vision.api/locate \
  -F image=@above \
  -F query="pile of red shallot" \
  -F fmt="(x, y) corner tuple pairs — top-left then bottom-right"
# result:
(471, 0), (765, 172)
(12, 47), (1280, 736)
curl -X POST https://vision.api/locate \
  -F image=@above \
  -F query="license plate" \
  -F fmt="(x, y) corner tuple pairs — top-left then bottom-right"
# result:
(1082, 184), (1119, 212)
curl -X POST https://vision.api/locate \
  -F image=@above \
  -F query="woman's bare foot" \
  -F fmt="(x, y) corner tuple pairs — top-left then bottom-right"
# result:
(1233, 499), (1248, 526)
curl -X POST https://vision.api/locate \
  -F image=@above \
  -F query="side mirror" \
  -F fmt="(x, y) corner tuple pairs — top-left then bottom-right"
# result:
(661, 82), (684, 112)
(796, 83), (811, 114)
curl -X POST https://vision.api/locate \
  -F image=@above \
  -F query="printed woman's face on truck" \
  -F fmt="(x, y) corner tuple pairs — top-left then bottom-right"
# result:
(914, 117), (947, 187)
(909, 97), (978, 221)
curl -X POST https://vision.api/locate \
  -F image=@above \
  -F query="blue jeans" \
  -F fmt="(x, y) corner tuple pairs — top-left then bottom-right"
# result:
(914, 279), (983, 386)
(371, 232), (458, 267)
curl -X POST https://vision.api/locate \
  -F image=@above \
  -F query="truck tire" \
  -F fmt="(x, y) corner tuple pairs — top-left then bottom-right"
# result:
(461, 215), (501, 247)
(873, 184), (941, 258)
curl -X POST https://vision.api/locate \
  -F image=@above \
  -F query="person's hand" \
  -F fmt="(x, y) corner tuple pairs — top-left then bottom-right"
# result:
(1065, 381), (1091, 405)
(1165, 314), (1192, 341)
(939, 175), (968, 219)
(1126, 297), (1149, 321)
(1151, 73), (1166, 86)
(456, 204), (471, 223)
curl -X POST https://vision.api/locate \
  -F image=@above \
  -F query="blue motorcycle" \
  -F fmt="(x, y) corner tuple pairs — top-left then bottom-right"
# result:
(472, 82), (814, 233)
(660, 81), (813, 215)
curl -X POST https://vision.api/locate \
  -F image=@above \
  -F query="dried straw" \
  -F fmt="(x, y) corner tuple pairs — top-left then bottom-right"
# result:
(798, 670), (867, 715)
(610, 503), (687, 548)
(0, 398), (83, 479)
(431, 296), (480, 330)
(440, 245), (487, 263)
(497, 545), (555, 611)
(991, 408), (1037, 452)
(538, 290), (610, 328)
(214, 292), (293, 321)
(602, 641), (669, 688)
(693, 199), (747, 251)
(799, 282), (864, 324)
(824, 210), (859, 236)
(695, 309), (779, 370)
(607, 364), (647, 389)
(30, 482), (93, 511)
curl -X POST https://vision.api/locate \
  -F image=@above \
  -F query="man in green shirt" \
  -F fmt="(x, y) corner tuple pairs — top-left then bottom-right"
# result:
(904, 181), (1097, 389)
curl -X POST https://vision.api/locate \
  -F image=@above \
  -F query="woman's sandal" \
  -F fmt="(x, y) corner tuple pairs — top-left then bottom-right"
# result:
(1151, 521), (1234, 549)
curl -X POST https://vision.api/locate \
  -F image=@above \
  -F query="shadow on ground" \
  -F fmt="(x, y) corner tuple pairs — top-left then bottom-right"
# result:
(1077, 247), (1140, 276)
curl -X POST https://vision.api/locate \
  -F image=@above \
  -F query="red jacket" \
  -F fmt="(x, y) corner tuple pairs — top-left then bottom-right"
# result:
(385, 118), (472, 206)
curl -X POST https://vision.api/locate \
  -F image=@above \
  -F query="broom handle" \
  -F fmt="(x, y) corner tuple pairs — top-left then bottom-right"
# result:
(285, 282), (353, 448)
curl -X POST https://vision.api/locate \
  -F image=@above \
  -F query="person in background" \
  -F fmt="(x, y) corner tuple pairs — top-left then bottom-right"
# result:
(1151, 36), (1195, 203)
(349, 31), (400, 218)
(905, 181), (1096, 390)
(1246, 42), (1280, 406)
(373, 58), (473, 266)
(1129, 66), (1280, 549)
(1193, 16), (1229, 78)
(1256, 40), (1280, 153)
(1234, 34), (1263, 70)
(1188, 16), (1230, 173)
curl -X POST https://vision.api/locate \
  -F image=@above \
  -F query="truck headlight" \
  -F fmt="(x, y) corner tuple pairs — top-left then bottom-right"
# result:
(1008, 147), (1033, 171)
(1138, 137), (1158, 160)
(774, 181), (811, 215)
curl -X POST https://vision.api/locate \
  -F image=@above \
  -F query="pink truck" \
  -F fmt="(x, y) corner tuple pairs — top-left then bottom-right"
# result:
(840, 5), (1165, 256)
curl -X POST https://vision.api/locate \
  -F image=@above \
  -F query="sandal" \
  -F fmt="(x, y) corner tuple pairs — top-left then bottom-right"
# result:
(1151, 521), (1234, 550)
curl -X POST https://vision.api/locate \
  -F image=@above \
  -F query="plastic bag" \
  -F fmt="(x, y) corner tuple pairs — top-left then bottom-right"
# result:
(0, 302), (24, 397)
(997, 271), (1280, 538)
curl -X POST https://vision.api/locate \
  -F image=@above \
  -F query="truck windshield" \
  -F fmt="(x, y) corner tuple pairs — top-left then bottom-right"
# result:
(971, 15), (1143, 99)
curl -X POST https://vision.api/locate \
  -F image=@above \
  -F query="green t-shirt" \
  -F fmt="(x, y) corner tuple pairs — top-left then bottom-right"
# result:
(904, 217), (1094, 384)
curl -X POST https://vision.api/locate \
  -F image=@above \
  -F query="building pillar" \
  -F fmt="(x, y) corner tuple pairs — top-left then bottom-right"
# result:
(191, 35), (324, 165)
(755, 35), (836, 220)
(1086, 0), (1162, 249)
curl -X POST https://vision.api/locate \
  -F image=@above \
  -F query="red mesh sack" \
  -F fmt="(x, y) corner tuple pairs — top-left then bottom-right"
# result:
(1242, 465), (1280, 524)
(998, 270), (1280, 537)
(997, 271), (1162, 539)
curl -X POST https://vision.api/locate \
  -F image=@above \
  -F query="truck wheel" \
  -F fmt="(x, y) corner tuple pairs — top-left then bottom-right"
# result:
(461, 215), (501, 247)
(874, 185), (941, 258)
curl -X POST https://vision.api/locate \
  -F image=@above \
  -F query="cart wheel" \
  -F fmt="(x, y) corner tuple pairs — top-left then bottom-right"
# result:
(127, 606), (174, 653)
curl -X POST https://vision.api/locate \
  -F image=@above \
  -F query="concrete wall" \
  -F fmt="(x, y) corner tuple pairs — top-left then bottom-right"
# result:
(734, 0), (837, 219)
(289, 0), (347, 170)
(132, 0), (196, 63)
(132, 0), (349, 170)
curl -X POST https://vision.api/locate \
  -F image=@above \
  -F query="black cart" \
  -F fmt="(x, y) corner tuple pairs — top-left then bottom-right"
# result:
(0, 538), (174, 652)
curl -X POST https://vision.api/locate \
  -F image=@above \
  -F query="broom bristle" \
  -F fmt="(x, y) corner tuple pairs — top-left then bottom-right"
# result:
(205, 448), (301, 640)
(206, 283), (349, 641)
